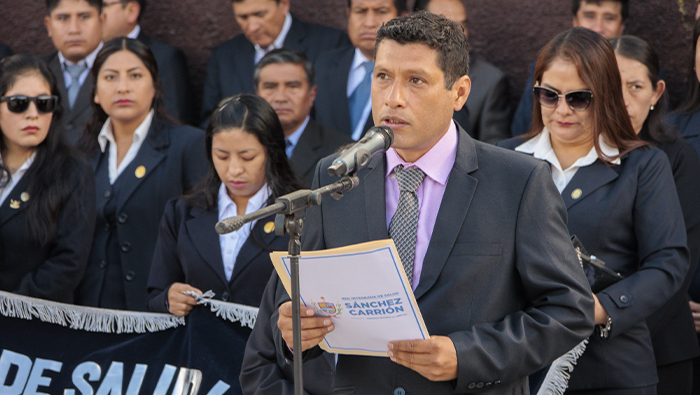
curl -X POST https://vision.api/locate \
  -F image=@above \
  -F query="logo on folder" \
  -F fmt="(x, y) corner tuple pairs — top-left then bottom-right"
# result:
(311, 297), (343, 318)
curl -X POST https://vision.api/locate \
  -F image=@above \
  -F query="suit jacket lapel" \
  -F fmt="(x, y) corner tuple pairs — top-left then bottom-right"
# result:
(290, 120), (322, 179)
(236, 42), (256, 94)
(684, 112), (700, 138)
(413, 128), (478, 300)
(116, 122), (168, 212)
(0, 172), (32, 227)
(185, 206), (228, 285)
(66, 76), (93, 124)
(561, 159), (619, 210)
(332, 49), (355, 136)
(230, 214), (279, 283)
(364, 154), (388, 241)
(283, 16), (306, 51)
(48, 55), (69, 109)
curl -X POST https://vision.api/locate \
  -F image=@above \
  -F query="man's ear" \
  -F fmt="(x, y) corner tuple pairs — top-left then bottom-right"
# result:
(452, 75), (471, 112)
(127, 1), (140, 25)
(45, 15), (53, 38)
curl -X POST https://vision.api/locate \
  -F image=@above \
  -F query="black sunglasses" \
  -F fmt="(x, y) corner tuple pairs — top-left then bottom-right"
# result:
(0, 95), (58, 114)
(533, 86), (593, 111)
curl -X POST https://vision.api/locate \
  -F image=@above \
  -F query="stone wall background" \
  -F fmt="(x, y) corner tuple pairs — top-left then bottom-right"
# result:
(1, 0), (696, 121)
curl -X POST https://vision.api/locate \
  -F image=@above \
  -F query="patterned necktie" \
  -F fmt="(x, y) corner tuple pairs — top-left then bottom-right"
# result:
(389, 165), (426, 286)
(348, 61), (374, 135)
(65, 63), (87, 109)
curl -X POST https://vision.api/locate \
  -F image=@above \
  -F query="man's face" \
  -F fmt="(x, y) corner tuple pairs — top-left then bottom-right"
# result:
(45, 0), (103, 63)
(233, 0), (289, 48)
(101, 0), (137, 41)
(347, 0), (398, 59)
(256, 62), (316, 137)
(424, 0), (468, 39)
(572, 1), (624, 40)
(372, 40), (470, 162)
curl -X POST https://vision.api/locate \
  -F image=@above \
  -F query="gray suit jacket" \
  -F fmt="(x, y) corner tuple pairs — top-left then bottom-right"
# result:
(242, 126), (595, 394)
(290, 118), (353, 187)
(45, 51), (94, 144)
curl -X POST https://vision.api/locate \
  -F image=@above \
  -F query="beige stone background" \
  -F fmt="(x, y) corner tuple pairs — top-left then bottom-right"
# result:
(1, 0), (696, 118)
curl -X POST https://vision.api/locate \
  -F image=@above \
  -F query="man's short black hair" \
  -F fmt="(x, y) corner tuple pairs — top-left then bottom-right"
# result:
(346, 0), (407, 15)
(46, 0), (102, 15)
(572, 0), (628, 21)
(233, 0), (281, 3)
(253, 48), (315, 89)
(375, 10), (469, 89)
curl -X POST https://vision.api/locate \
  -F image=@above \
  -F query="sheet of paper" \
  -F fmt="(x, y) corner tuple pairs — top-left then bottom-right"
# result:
(270, 239), (429, 357)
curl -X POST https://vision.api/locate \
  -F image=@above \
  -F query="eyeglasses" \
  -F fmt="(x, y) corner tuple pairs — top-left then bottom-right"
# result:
(533, 86), (593, 111)
(0, 95), (58, 114)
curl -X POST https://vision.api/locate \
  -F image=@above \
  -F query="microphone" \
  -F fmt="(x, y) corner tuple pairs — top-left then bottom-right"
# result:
(327, 126), (394, 177)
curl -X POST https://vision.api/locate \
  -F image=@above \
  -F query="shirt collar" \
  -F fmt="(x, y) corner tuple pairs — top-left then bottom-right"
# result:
(59, 41), (104, 70)
(515, 127), (621, 169)
(217, 181), (272, 221)
(98, 109), (155, 153)
(351, 48), (372, 72)
(254, 13), (292, 53)
(127, 25), (141, 39)
(385, 120), (458, 186)
(285, 116), (309, 153)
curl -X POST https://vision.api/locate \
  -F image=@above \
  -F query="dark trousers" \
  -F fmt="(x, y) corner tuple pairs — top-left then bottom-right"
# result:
(657, 359), (692, 395)
(566, 386), (656, 395)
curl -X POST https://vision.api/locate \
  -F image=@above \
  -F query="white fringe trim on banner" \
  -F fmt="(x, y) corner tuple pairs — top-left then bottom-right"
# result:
(184, 290), (259, 330)
(0, 290), (184, 334)
(537, 338), (588, 395)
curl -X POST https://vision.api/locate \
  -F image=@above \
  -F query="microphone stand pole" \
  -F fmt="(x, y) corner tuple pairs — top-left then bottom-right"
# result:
(217, 175), (359, 395)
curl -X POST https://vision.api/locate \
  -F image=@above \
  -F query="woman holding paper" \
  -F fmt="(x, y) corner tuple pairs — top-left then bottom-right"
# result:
(146, 94), (302, 317)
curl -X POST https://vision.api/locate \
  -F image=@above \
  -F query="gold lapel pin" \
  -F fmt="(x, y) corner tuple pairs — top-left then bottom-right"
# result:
(135, 165), (146, 179)
(571, 188), (583, 199)
(9, 199), (20, 209)
(20, 192), (30, 202)
(264, 221), (275, 234)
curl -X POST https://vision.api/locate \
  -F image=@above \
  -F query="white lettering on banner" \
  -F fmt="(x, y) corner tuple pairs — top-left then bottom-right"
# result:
(96, 362), (123, 395)
(70, 362), (102, 395)
(24, 358), (62, 395)
(125, 364), (147, 395)
(0, 350), (32, 394)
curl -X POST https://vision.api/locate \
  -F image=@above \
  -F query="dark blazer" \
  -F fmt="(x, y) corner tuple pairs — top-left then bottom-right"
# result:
(44, 51), (94, 144)
(0, 158), (95, 303)
(313, 47), (374, 138)
(0, 44), (12, 60)
(510, 62), (535, 137)
(75, 120), (207, 311)
(669, 111), (700, 163)
(147, 196), (288, 311)
(200, 16), (351, 125)
(290, 118), (353, 187)
(465, 57), (511, 144)
(137, 32), (194, 125)
(498, 137), (690, 390)
(242, 126), (595, 394)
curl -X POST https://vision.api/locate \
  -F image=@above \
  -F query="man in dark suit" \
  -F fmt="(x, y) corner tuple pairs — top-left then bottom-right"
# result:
(414, 0), (511, 144)
(242, 12), (594, 394)
(100, 0), (194, 124)
(314, 0), (405, 140)
(200, 0), (351, 126)
(511, 0), (628, 136)
(0, 44), (12, 60)
(255, 49), (352, 187)
(44, 0), (104, 143)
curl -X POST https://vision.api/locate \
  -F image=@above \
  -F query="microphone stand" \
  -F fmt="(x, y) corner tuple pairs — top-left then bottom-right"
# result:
(216, 175), (359, 395)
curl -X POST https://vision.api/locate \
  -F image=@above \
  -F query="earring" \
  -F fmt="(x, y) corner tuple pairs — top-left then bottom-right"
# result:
(650, 105), (655, 111)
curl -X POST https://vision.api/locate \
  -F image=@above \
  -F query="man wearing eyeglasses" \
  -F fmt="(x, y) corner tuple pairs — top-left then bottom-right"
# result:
(44, 0), (104, 144)
(100, 0), (194, 124)
(511, 0), (627, 137)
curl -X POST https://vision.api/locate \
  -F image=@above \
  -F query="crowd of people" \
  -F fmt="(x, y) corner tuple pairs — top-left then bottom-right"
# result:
(2, 0), (700, 394)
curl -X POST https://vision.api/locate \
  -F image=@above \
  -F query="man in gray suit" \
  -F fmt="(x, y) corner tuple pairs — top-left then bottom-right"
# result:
(242, 11), (594, 394)
(254, 49), (352, 187)
(414, 0), (511, 144)
(44, 0), (103, 143)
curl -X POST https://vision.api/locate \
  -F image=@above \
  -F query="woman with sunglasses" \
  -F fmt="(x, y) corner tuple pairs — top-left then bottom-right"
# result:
(611, 35), (700, 395)
(0, 54), (95, 302)
(74, 38), (207, 312)
(498, 27), (688, 394)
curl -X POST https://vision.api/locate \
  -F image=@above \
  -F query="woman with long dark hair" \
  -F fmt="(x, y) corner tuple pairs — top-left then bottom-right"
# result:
(0, 54), (95, 302)
(498, 27), (689, 393)
(75, 37), (207, 312)
(611, 35), (700, 395)
(146, 95), (302, 393)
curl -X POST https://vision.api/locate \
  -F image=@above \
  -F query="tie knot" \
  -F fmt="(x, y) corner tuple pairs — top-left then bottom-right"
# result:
(65, 63), (87, 79)
(394, 165), (425, 193)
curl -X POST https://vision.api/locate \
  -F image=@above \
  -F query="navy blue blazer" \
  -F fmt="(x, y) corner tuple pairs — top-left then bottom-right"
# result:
(498, 137), (690, 390)
(76, 119), (207, 311)
(146, 195), (288, 312)
(200, 16), (351, 125)
(243, 127), (595, 394)
(289, 118), (352, 187)
(0, 158), (95, 303)
(465, 57), (511, 144)
(137, 33), (194, 125)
